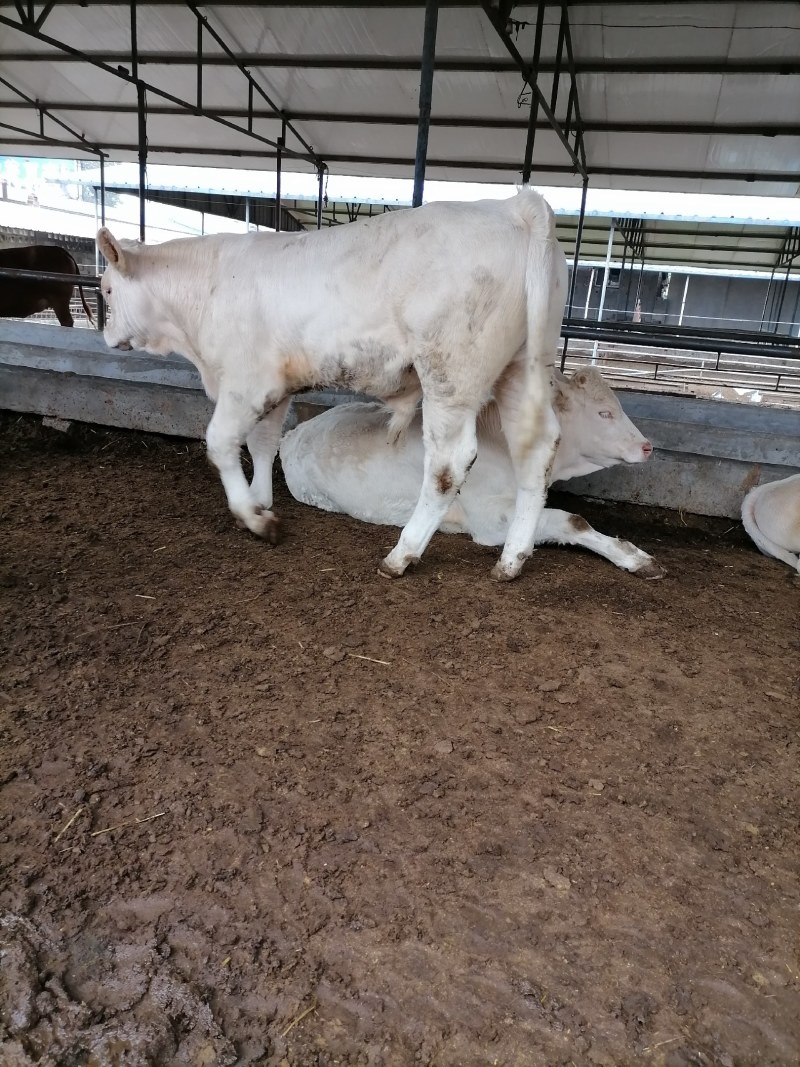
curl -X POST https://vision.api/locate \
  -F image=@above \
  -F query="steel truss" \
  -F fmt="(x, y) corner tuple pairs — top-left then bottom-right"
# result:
(0, 0), (328, 243)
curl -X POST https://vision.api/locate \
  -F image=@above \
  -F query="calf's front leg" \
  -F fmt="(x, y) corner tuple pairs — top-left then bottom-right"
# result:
(206, 390), (283, 542)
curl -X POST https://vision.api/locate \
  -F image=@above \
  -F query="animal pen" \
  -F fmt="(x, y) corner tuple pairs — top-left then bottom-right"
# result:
(1, 3), (799, 1065)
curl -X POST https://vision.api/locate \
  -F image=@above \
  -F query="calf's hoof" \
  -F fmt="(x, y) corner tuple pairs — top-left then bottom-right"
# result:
(490, 561), (520, 582)
(377, 553), (418, 579)
(633, 558), (666, 580)
(238, 507), (282, 545)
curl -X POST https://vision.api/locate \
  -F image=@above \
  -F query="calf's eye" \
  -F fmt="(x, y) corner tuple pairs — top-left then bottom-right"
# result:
(599, 410), (613, 420)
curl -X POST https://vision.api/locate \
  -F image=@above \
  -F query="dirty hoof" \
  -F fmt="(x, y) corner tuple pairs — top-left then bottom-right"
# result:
(377, 558), (405, 579)
(490, 561), (519, 582)
(633, 559), (666, 580)
(378, 553), (419, 579)
(245, 508), (282, 545)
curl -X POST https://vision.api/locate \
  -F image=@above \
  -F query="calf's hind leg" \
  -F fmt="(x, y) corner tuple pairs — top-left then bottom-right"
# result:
(379, 400), (478, 577)
(247, 397), (291, 511)
(492, 359), (560, 581)
(206, 389), (283, 542)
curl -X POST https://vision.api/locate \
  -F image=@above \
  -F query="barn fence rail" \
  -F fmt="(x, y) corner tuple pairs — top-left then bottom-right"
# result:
(1, 270), (800, 403)
(560, 318), (800, 406)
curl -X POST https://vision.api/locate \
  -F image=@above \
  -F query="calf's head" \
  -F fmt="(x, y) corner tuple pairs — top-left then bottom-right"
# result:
(552, 368), (653, 481)
(97, 228), (179, 356)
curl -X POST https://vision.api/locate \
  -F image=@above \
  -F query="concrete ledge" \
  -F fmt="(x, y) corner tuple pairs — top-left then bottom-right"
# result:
(1, 320), (799, 519)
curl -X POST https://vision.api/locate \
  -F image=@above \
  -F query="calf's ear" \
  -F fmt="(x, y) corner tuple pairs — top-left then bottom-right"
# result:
(97, 228), (128, 275)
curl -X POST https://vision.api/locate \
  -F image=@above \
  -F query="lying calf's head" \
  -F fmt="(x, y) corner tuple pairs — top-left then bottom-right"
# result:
(552, 368), (652, 481)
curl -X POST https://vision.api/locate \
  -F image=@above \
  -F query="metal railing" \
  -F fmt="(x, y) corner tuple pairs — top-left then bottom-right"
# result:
(561, 319), (800, 407)
(2, 267), (799, 406)
(0, 264), (103, 328)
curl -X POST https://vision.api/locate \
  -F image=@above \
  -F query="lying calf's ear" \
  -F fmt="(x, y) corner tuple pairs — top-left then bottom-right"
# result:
(97, 228), (128, 275)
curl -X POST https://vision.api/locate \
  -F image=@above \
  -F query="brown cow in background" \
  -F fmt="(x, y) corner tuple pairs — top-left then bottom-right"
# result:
(0, 245), (94, 327)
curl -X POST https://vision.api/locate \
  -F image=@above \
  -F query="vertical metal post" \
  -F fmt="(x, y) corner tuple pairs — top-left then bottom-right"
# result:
(275, 118), (285, 233)
(774, 260), (793, 334)
(137, 81), (147, 241)
(634, 250), (645, 318)
(131, 0), (145, 241)
(316, 165), (325, 229)
(760, 265), (777, 331)
(196, 19), (203, 109)
(565, 178), (588, 320)
(521, 1), (545, 185)
(412, 0), (439, 207)
(130, 0), (138, 80)
(244, 197), (250, 232)
(592, 219), (615, 363)
(561, 175), (588, 369)
(583, 268), (594, 318)
(94, 187), (100, 273)
(789, 275), (800, 337)
(677, 274), (690, 326)
(97, 150), (107, 328)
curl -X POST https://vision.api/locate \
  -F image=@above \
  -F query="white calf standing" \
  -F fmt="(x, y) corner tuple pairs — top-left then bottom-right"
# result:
(741, 473), (800, 572)
(98, 189), (566, 581)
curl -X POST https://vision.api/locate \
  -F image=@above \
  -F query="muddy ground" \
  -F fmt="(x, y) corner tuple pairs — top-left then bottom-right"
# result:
(1, 412), (798, 1067)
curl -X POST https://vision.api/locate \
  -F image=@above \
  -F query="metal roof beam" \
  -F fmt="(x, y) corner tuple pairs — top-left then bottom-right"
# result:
(0, 1), (776, 7)
(184, 3), (317, 161)
(481, 1), (586, 180)
(3, 100), (799, 138)
(3, 134), (797, 186)
(3, 51), (799, 75)
(0, 10), (323, 168)
(0, 74), (103, 154)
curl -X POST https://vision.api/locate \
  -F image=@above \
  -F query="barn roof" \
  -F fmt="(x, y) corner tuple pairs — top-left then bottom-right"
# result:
(1, 2), (800, 197)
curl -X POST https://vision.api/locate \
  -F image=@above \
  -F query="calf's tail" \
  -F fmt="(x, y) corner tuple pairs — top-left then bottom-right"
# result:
(513, 192), (568, 457)
(741, 484), (800, 570)
(65, 249), (95, 327)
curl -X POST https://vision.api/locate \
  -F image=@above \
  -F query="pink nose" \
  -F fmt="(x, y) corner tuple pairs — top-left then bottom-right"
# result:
(641, 441), (653, 457)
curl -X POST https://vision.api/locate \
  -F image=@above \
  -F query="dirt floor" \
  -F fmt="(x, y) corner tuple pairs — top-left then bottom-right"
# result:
(1, 411), (798, 1067)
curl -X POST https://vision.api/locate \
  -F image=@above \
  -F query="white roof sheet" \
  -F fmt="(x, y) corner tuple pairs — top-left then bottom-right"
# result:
(1, 2), (799, 195)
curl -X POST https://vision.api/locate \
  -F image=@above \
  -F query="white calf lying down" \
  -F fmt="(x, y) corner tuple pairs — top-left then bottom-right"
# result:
(281, 368), (665, 579)
(741, 473), (800, 572)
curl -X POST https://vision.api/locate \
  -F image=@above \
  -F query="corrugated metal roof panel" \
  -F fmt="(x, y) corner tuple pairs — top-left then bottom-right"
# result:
(1, 2), (798, 195)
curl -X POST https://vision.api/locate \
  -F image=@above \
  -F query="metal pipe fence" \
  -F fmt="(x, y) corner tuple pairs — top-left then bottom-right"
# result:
(561, 320), (800, 407)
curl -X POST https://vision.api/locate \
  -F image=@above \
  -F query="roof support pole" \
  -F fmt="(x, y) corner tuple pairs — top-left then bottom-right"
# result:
(583, 268), (594, 319)
(96, 152), (106, 326)
(774, 260), (793, 334)
(561, 174), (588, 368)
(760, 266), (776, 331)
(316, 165), (325, 229)
(633, 248), (646, 321)
(99, 151), (106, 228)
(790, 277), (800, 338)
(677, 274), (690, 326)
(593, 219), (615, 363)
(196, 18), (203, 108)
(412, 0), (439, 207)
(275, 118), (285, 233)
(130, 0), (146, 240)
(521, 2), (545, 185)
(137, 80), (147, 241)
